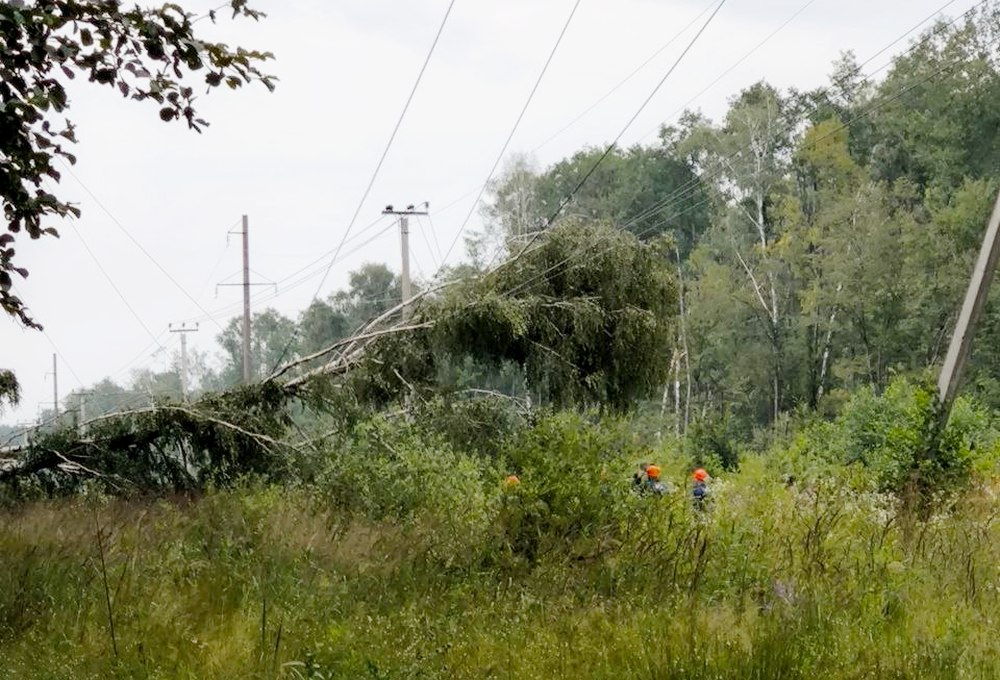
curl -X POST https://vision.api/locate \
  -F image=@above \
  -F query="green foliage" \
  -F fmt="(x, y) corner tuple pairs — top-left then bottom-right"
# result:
(475, 145), (711, 263)
(781, 378), (993, 511)
(439, 222), (677, 411)
(496, 411), (645, 563)
(413, 394), (528, 460)
(2, 381), (294, 495)
(0, 369), (19, 411)
(686, 412), (742, 471)
(0, 440), (997, 678)
(214, 308), (298, 387)
(868, 8), (1000, 190)
(314, 416), (495, 559)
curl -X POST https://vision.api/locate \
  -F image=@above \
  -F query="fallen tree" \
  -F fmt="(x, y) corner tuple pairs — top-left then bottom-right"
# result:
(1, 223), (678, 493)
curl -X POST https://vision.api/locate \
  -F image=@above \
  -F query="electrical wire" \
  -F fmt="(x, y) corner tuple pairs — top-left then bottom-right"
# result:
(312, 0), (457, 300)
(60, 162), (226, 333)
(531, 0), (719, 154)
(183, 219), (400, 327)
(423, 0), (717, 224)
(500, 0), (729, 271)
(414, 215), (440, 270)
(587, 0), (987, 254)
(438, 0), (584, 267)
(494, 37), (977, 303)
(634, 0), (961, 144)
(66, 222), (163, 348)
(264, 0), (462, 376)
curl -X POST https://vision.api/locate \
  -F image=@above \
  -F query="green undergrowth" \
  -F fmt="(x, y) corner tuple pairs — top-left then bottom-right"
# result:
(1, 387), (999, 678)
(1, 474), (998, 677)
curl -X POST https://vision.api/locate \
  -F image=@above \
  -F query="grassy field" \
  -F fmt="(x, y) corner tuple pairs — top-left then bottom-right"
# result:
(1, 452), (998, 679)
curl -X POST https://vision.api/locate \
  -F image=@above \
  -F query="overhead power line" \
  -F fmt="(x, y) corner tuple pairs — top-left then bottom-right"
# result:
(494, 0), (981, 300)
(495, 15), (979, 302)
(419, 0), (803, 226)
(313, 0), (457, 299)
(438, 0), (584, 268)
(181, 219), (399, 327)
(66, 222), (162, 348)
(604, 0), (987, 249)
(635, 0), (961, 144)
(531, 0), (719, 154)
(487, 0), (729, 272)
(60, 162), (226, 333)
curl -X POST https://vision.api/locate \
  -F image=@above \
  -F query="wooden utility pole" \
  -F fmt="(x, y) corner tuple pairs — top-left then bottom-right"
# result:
(937, 187), (1000, 425)
(169, 322), (199, 400)
(382, 203), (429, 320)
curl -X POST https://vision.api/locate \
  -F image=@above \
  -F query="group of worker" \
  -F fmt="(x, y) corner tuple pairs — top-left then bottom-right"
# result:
(633, 462), (709, 505)
(504, 463), (711, 506)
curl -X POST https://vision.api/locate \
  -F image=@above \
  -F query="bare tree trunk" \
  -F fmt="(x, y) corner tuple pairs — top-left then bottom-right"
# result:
(674, 358), (681, 438)
(659, 348), (678, 440)
(816, 283), (843, 403)
(675, 247), (692, 435)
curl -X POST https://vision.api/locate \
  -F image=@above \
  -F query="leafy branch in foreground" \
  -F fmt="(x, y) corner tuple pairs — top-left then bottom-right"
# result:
(0, 0), (275, 329)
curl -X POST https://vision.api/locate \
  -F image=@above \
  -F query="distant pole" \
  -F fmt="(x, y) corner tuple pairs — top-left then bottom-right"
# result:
(169, 322), (200, 401)
(242, 214), (252, 383)
(383, 202), (428, 320)
(51, 353), (58, 418)
(937, 186), (1000, 425)
(77, 390), (93, 435)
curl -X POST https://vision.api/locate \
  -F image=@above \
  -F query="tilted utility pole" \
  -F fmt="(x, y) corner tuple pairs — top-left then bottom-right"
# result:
(382, 203), (429, 320)
(218, 216), (275, 384)
(937, 186), (1000, 426)
(169, 322), (200, 401)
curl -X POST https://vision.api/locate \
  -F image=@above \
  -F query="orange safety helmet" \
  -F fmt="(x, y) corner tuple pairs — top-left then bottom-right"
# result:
(504, 474), (520, 487)
(693, 468), (708, 482)
(646, 465), (662, 480)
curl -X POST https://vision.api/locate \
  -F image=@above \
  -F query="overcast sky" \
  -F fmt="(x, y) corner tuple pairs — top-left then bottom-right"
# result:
(0, 0), (977, 425)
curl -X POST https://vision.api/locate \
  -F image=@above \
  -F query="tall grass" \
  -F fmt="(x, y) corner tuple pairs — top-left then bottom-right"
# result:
(1, 397), (998, 678)
(0, 465), (997, 678)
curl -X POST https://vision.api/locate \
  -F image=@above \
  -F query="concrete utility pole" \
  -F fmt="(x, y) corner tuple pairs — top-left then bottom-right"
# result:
(382, 203), (429, 320)
(76, 390), (93, 435)
(937, 187), (1000, 426)
(241, 215), (251, 383)
(46, 353), (58, 418)
(219, 216), (276, 384)
(169, 322), (200, 401)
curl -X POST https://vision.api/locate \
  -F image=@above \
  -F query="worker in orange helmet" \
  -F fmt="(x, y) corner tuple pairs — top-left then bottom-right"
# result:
(633, 463), (665, 496)
(648, 464), (669, 496)
(503, 474), (520, 488)
(692, 467), (709, 508)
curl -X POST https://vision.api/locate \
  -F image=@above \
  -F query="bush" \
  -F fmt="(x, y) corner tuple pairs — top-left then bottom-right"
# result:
(496, 411), (650, 563)
(686, 411), (742, 471)
(315, 417), (497, 558)
(778, 378), (997, 511)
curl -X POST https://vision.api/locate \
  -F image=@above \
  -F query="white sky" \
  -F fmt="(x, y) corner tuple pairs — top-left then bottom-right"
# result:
(1, 0), (977, 425)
